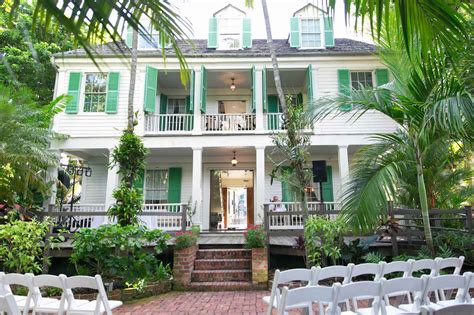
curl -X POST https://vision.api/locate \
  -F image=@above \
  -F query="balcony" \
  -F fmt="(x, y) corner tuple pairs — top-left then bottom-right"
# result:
(202, 113), (256, 132)
(145, 114), (194, 134)
(265, 113), (285, 131)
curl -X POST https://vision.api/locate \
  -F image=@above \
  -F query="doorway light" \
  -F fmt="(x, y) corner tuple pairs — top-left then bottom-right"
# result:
(231, 150), (238, 167)
(230, 78), (236, 91)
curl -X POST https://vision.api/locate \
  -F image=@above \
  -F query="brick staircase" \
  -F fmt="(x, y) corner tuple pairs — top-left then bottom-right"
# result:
(189, 247), (254, 291)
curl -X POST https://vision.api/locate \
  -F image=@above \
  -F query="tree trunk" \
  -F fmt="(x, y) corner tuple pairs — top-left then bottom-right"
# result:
(127, 28), (138, 130)
(415, 140), (435, 255)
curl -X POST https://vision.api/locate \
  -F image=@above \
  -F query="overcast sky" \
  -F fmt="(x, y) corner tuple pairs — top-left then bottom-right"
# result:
(171, 0), (371, 42)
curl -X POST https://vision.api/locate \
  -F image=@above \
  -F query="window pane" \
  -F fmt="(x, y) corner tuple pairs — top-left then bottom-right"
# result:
(83, 73), (108, 112)
(145, 170), (169, 204)
(351, 71), (373, 90)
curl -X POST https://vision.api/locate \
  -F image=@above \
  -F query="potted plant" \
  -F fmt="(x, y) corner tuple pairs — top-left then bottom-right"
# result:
(173, 231), (198, 288)
(244, 225), (268, 286)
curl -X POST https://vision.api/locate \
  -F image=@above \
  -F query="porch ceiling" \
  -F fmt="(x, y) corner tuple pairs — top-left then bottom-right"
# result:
(203, 146), (255, 157)
(267, 69), (306, 89)
(207, 70), (251, 89)
(158, 71), (189, 89)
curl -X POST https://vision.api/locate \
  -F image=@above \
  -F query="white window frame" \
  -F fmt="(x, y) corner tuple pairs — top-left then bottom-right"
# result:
(137, 20), (171, 50)
(299, 18), (324, 49)
(81, 72), (108, 114)
(350, 70), (375, 90)
(167, 97), (187, 114)
(217, 17), (243, 50)
(144, 169), (169, 204)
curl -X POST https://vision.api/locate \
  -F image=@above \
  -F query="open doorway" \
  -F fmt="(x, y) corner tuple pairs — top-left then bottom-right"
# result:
(209, 170), (254, 230)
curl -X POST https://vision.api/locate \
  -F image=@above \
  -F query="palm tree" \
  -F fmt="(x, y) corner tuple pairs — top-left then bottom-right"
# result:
(310, 30), (472, 253)
(127, 28), (138, 130)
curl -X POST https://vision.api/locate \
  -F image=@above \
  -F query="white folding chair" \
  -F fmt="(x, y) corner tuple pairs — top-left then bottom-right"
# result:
(435, 256), (465, 301)
(421, 303), (474, 315)
(334, 281), (382, 315)
(0, 293), (21, 315)
(1, 273), (33, 315)
(409, 259), (437, 277)
(380, 277), (425, 315)
(31, 274), (80, 315)
(64, 275), (122, 315)
(462, 272), (473, 303)
(313, 265), (353, 313)
(263, 267), (317, 315)
(277, 284), (339, 315)
(378, 261), (414, 304)
(349, 263), (382, 309)
(422, 275), (466, 310)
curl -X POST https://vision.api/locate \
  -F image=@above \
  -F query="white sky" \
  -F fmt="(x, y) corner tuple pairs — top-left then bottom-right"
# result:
(171, 0), (371, 42)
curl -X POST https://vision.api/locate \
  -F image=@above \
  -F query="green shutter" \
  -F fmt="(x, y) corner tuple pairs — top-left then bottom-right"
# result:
(66, 72), (82, 114)
(105, 72), (120, 113)
(306, 64), (313, 107)
(159, 94), (167, 131)
(167, 167), (182, 203)
(125, 26), (133, 48)
(208, 18), (218, 48)
(185, 96), (194, 131)
(242, 18), (252, 48)
(251, 65), (256, 112)
(338, 69), (352, 111)
(375, 69), (389, 86)
(267, 95), (278, 130)
(281, 166), (295, 202)
(144, 66), (158, 113)
(321, 165), (334, 202)
(200, 66), (207, 113)
(289, 17), (300, 48)
(262, 66), (267, 112)
(188, 69), (195, 113)
(324, 16), (335, 47)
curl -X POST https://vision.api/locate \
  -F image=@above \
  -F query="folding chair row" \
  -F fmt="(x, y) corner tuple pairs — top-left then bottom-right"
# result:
(0, 272), (123, 315)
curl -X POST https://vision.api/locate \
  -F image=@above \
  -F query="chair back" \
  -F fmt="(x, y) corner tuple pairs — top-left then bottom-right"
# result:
(350, 263), (382, 281)
(0, 293), (21, 315)
(336, 281), (381, 313)
(277, 268), (315, 285)
(64, 275), (112, 314)
(379, 260), (413, 278)
(315, 265), (352, 284)
(32, 274), (67, 311)
(435, 257), (464, 275)
(278, 285), (338, 315)
(422, 275), (466, 305)
(463, 272), (473, 303)
(410, 259), (437, 276)
(380, 277), (425, 312)
(2, 273), (33, 312)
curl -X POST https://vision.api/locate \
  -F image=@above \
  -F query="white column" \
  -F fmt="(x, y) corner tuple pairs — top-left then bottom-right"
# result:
(311, 65), (318, 134)
(134, 68), (146, 136)
(105, 149), (120, 209)
(255, 67), (264, 133)
(43, 165), (59, 209)
(338, 145), (350, 196)
(192, 147), (203, 228)
(255, 146), (266, 224)
(193, 67), (202, 135)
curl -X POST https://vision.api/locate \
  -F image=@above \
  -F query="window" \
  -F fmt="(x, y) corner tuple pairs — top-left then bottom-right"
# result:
(300, 18), (321, 48)
(351, 71), (373, 90)
(167, 98), (186, 114)
(138, 26), (160, 49)
(218, 18), (241, 49)
(145, 170), (168, 204)
(84, 73), (107, 112)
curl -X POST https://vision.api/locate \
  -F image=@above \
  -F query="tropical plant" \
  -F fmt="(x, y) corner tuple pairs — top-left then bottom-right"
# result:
(70, 224), (169, 286)
(174, 231), (197, 250)
(0, 85), (66, 206)
(310, 23), (473, 253)
(244, 225), (266, 249)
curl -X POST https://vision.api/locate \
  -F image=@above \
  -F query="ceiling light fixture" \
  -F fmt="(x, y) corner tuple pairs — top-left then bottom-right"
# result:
(230, 78), (236, 91)
(231, 150), (238, 167)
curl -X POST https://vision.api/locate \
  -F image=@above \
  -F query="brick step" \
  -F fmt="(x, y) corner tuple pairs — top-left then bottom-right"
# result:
(196, 248), (251, 260)
(188, 281), (256, 291)
(194, 258), (251, 270)
(191, 269), (251, 282)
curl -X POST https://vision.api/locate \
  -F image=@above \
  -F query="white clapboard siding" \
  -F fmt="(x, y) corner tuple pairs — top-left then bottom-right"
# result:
(81, 163), (107, 204)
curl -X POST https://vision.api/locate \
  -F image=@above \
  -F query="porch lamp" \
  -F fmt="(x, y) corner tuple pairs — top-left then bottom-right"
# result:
(231, 150), (238, 167)
(229, 78), (236, 91)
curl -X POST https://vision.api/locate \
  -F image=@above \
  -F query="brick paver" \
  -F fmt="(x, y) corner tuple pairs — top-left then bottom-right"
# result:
(115, 290), (313, 315)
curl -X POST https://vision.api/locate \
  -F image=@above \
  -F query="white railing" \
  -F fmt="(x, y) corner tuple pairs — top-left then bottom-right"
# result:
(265, 113), (285, 131)
(266, 201), (341, 230)
(56, 204), (106, 230)
(202, 113), (256, 132)
(145, 114), (193, 133)
(141, 203), (188, 231)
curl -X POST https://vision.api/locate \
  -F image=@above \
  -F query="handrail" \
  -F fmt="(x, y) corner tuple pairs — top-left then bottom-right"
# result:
(145, 114), (193, 133)
(202, 113), (256, 132)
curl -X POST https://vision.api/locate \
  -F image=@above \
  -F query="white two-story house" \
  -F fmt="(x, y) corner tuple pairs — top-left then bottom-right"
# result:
(49, 4), (397, 231)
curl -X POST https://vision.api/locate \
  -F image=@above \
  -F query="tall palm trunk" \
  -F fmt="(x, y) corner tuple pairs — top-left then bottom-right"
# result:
(414, 138), (435, 254)
(127, 28), (138, 131)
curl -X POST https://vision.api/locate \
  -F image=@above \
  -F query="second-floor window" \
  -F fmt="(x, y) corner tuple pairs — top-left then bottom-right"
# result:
(351, 71), (373, 90)
(219, 18), (241, 49)
(167, 98), (186, 114)
(84, 73), (107, 112)
(139, 25), (160, 49)
(145, 169), (169, 204)
(300, 18), (321, 48)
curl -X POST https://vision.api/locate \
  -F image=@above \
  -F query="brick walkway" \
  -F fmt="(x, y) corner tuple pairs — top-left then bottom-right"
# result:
(115, 290), (313, 315)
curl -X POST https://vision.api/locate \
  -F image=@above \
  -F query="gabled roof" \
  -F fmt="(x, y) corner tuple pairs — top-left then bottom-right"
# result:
(213, 4), (246, 17)
(54, 38), (376, 59)
(293, 3), (326, 16)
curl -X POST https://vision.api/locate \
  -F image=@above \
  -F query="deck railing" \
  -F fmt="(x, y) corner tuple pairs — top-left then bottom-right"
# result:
(145, 114), (193, 133)
(265, 113), (285, 131)
(56, 204), (106, 230)
(202, 113), (256, 132)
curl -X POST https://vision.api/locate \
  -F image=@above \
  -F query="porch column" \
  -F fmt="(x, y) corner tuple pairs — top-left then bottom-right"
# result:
(338, 145), (350, 198)
(311, 65), (318, 133)
(193, 67), (202, 135)
(192, 147), (203, 228)
(255, 146), (266, 224)
(43, 165), (58, 209)
(255, 67), (264, 133)
(105, 149), (120, 210)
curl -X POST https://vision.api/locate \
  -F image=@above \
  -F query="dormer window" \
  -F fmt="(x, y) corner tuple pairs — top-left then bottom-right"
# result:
(208, 4), (251, 50)
(138, 24), (161, 49)
(219, 18), (242, 49)
(290, 4), (334, 49)
(300, 18), (322, 48)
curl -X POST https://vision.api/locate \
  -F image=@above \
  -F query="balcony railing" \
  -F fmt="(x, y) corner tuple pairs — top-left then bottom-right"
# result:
(266, 113), (285, 131)
(55, 204), (106, 230)
(145, 114), (193, 133)
(202, 113), (256, 132)
(142, 203), (189, 231)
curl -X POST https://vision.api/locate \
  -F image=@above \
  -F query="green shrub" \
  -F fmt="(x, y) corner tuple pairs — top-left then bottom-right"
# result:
(244, 225), (266, 249)
(433, 231), (474, 265)
(363, 252), (386, 264)
(304, 215), (346, 266)
(174, 231), (196, 250)
(70, 225), (169, 286)
(190, 225), (200, 237)
(107, 186), (143, 226)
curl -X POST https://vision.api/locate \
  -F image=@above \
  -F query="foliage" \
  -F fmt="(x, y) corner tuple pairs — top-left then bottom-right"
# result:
(244, 225), (266, 249)
(433, 231), (474, 266)
(304, 216), (346, 266)
(0, 3), (74, 105)
(70, 224), (169, 286)
(108, 128), (148, 226)
(362, 252), (386, 264)
(186, 198), (197, 227)
(174, 231), (197, 250)
(190, 225), (200, 237)
(0, 85), (67, 206)
(340, 236), (378, 265)
(0, 219), (62, 273)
